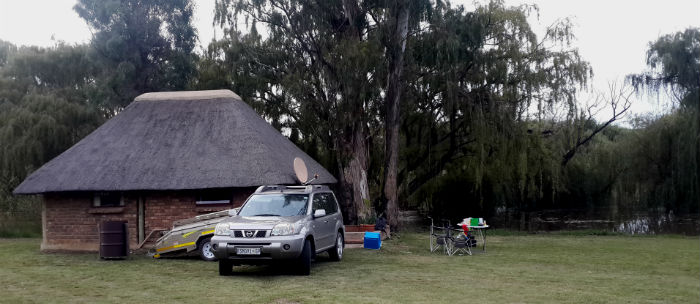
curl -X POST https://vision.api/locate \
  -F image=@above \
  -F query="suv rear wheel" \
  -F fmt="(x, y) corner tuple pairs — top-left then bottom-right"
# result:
(328, 232), (343, 261)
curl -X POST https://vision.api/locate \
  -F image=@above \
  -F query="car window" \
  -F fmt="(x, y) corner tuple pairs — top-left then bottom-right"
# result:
(326, 194), (338, 214)
(312, 194), (325, 213)
(238, 194), (309, 217)
(313, 193), (337, 215)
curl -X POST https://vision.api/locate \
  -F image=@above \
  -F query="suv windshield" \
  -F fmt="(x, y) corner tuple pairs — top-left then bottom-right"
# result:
(238, 194), (309, 217)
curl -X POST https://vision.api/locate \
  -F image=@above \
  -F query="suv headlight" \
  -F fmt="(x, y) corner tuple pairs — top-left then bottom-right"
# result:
(215, 223), (232, 236)
(271, 223), (302, 236)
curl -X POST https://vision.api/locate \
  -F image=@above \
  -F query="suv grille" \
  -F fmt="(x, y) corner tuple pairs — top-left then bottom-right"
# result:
(232, 230), (268, 238)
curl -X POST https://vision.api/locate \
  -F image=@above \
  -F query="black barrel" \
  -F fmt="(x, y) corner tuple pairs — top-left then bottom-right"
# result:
(99, 221), (128, 259)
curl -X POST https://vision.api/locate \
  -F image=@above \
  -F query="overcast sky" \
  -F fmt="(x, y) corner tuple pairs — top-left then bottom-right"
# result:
(1, 0), (698, 120)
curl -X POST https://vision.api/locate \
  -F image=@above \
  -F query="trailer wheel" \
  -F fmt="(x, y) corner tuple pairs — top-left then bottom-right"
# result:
(198, 237), (217, 261)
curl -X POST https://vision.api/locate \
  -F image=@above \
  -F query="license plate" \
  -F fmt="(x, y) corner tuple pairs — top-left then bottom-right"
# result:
(236, 247), (261, 255)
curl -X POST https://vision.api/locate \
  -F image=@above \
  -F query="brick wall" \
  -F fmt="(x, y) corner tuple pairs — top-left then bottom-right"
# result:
(42, 187), (255, 252)
(42, 192), (138, 252)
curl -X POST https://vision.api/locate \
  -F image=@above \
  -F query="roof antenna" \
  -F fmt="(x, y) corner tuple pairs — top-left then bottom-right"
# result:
(304, 173), (319, 186)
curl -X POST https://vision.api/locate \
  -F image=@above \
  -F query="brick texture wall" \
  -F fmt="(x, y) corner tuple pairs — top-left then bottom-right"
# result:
(42, 187), (255, 252)
(42, 193), (138, 252)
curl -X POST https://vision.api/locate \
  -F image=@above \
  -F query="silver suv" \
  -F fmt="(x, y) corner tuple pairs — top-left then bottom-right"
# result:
(211, 185), (345, 275)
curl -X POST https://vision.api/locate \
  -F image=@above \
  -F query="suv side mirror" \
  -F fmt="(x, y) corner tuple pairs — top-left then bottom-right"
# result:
(313, 209), (326, 218)
(228, 209), (238, 217)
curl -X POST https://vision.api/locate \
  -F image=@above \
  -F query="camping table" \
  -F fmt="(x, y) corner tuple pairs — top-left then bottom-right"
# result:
(467, 225), (489, 251)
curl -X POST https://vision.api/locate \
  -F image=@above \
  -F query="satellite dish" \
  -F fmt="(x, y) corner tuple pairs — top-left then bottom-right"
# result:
(293, 157), (308, 184)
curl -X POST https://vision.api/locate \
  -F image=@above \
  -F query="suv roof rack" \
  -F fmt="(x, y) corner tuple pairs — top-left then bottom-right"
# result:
(254, 184), (330, 194)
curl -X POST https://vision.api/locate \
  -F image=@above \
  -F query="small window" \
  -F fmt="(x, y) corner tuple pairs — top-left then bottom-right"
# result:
(93, 192), (123, 207)
(196, 188), (232, 205)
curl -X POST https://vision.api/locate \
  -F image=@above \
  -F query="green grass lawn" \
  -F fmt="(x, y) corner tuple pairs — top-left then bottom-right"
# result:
(1, 232), (698, 303)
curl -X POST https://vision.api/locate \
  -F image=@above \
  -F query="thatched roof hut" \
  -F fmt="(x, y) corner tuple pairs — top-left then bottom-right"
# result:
(14, 90), (337, 252)
(14, 90), (335, 195)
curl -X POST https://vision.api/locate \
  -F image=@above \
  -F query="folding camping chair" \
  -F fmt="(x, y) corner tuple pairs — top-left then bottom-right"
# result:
(448, 226), (473, 256)
(428, 217), (452, 255)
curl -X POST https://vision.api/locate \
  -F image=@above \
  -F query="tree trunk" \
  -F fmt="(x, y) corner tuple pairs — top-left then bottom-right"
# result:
(336, 121), (371, 225)
(328, 0), (370, 225)
(383, 0), (409, 230)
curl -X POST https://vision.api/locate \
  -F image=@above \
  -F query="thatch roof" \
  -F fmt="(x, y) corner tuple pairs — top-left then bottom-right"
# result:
(14, 90), (336, 194)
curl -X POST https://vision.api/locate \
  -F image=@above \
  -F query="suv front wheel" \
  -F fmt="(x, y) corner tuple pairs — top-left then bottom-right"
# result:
(296, 239), (312, 275)
(219, 259), (233, 276)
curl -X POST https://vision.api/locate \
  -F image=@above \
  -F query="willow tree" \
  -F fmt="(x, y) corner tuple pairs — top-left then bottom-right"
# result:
(628, 28), (700, 111)
(627, 28), (700, 215)
(0, 42), (104, 217)
(0, 42), (103, 179)
(400, 1), (591, 216)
